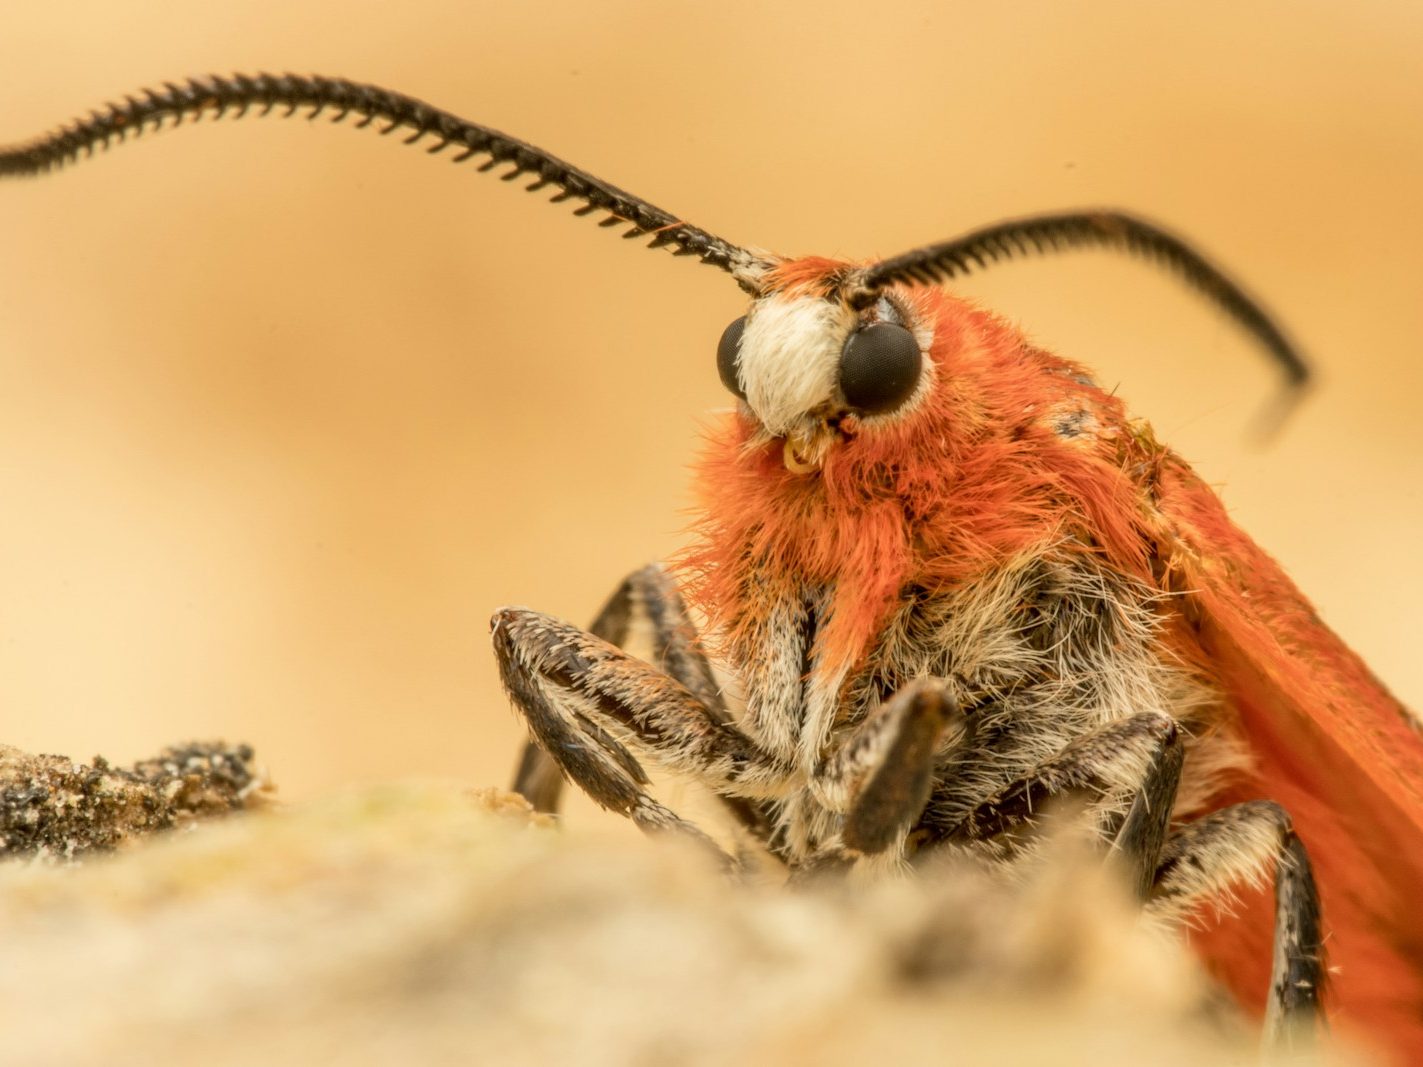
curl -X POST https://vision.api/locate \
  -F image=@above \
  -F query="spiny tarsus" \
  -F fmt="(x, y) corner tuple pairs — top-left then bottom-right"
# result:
(0, 72), (749, 273)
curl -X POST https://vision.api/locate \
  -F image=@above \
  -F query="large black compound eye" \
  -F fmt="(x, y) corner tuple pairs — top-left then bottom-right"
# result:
(839, 322), (923, 414)
(717, 315), (748, 399)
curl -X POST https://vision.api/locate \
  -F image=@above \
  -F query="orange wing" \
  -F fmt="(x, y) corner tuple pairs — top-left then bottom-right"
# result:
(1151, 448), (1423, 1063)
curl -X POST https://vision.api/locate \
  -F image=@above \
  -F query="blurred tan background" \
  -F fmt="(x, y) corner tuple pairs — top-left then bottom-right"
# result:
(1, 2), (1419, 832)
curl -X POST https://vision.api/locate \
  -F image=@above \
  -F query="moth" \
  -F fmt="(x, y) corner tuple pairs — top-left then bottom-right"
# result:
(4, 74), (1420, 1059)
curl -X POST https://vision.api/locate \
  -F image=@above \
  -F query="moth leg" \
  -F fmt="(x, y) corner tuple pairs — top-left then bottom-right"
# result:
(511, 563), (732, 808)
(506, 565), (783, 854)
(1149, 801), (1325, 1044)
(931, 711), (1179, 846)
(1108, 723), (1186, 898)
(784, 702), (965, 872)
(511, 566), (647, 811)
(492, 606), (789, 848)
(511, 739), (565, 815)
(809, 679), (960, 856)
(617, 566), (791, 853)
(510, 569), (640, 812)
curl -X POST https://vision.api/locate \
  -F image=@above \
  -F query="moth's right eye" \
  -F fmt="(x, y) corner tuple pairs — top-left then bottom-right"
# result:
(717, 316), (748, 400)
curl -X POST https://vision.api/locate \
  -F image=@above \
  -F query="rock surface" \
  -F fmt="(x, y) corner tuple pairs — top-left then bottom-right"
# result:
(0, 781), (1365, 1066)
(0, 741), (270, 858)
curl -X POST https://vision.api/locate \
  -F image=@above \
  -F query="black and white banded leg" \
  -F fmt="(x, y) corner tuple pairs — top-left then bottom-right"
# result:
(811, 678), (961, 856)
(1148, 800), (1325, 1045)
(494, 598), (799, 863)
(511, 564), (742, 807)
(931, 712), (1183, 847)
(505, 564), (783, 851)
(783, 679), (961, 881)
(511, 566), (655, 812)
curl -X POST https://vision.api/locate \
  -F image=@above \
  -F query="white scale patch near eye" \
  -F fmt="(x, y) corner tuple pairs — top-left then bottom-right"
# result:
(736, 295), (855, 437)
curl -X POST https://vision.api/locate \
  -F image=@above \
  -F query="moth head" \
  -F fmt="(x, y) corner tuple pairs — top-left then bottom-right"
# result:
(710, 209), (1314, 471)
(715, 259), (940, 472)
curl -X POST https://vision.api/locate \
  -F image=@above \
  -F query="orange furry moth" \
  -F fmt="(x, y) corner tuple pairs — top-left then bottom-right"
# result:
(3, 74), (1420, 1060)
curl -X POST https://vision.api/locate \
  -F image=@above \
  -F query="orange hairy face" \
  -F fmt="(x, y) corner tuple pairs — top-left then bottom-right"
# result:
(684, 256), (1152, 675)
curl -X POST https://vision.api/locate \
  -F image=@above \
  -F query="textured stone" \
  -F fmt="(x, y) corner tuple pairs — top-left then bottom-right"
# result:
(0, 741), (270, 859)
(0, 782), (1367, 1066)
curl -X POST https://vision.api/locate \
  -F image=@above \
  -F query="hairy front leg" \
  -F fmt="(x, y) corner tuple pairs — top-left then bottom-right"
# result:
(511, 563), (734, 813)
(510, 566), (644, 812)
(810, 679), (961, 857)
(493, 605), (789, 852)
(778, 679), (959, 881)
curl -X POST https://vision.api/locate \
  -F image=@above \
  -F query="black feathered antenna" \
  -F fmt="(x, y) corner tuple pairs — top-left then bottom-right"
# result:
(845, 211), (1310, 398)
(1, 79), (1308, 412)
(0, 72), (773, 294)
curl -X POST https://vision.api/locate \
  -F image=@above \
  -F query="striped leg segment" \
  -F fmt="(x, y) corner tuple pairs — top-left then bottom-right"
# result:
(510, 563), (732, 813)
(810, 679), (960, 856)
(934, 712), (1180, 844)
(492, 602), (788, 858)
(1148, 800), (1326, 1044)
(1109, 723), (1186, 899)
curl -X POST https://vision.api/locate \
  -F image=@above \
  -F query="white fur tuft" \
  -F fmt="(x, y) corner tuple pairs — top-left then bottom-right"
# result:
(737, 295), (854, 436)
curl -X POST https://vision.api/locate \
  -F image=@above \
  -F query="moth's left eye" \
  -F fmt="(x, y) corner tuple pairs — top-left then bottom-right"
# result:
(839, 322), (923, 414)
(716, 316), (748, 400)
